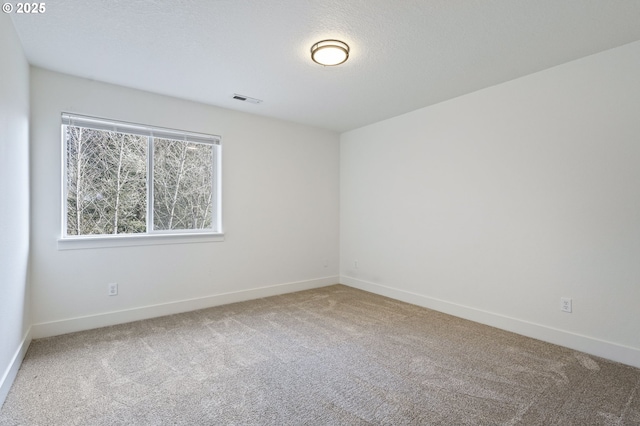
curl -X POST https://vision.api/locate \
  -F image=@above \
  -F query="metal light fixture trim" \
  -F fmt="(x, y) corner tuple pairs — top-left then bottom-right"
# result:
(311, 40), (350, 66)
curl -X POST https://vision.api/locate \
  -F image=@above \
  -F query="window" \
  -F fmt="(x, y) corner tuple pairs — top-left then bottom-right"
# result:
(60, 113), (222, 247)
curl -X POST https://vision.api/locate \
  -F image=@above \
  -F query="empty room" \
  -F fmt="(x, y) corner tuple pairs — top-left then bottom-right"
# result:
(1, 1), (639, 424)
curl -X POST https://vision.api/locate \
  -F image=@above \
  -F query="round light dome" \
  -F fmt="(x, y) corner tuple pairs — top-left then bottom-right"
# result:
(311, 40), (350, 66)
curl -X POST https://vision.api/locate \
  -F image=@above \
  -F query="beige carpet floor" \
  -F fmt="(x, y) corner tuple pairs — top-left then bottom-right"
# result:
(1, 285), (639, 425)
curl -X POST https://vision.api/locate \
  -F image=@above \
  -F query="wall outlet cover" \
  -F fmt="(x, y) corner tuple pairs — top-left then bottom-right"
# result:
(108, 283), (118, 296)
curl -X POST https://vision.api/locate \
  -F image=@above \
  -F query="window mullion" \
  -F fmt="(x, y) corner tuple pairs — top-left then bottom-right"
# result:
(147, 136), (154, 233)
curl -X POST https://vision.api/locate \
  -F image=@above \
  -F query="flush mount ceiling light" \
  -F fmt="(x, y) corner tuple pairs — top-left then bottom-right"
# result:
(310, 40), (349, 66)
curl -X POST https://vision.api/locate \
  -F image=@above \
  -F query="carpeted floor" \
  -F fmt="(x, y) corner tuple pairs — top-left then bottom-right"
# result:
(1, 285), (639, 425)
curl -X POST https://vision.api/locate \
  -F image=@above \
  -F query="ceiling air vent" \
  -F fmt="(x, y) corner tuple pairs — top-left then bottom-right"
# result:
(232, 94), (263, 104)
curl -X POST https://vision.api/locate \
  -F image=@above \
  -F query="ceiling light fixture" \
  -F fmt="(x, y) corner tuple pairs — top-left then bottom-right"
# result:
(310, 40), (349, 66)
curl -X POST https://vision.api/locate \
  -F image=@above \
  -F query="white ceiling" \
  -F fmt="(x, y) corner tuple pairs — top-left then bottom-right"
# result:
(10, 0), (640, 133)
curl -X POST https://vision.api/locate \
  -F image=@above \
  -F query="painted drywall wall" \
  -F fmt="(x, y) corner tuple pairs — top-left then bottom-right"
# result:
(0, 14), (31, 405)
(29, 68), (339, 335)
(340, 41), (640, 367)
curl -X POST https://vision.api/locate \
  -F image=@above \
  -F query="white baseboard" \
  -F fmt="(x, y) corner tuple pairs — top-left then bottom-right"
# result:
(32, 276), (338, 339)
(0, 327), (32, 409)
(340, 276), (640, 369)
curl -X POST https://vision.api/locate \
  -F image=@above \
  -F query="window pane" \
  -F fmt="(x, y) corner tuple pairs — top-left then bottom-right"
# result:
(65, 126), (147, 235)
(153, 139), (214, 231)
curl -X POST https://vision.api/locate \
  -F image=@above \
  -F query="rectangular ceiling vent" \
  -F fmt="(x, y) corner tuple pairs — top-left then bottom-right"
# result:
(232, 94), (263, 104)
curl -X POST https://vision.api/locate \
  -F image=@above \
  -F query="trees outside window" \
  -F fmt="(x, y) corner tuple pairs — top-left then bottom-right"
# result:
(62, 114), (221, 238)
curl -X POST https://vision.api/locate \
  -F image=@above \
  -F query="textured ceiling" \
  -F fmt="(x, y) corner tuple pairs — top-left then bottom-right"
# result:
(10, 0), (640, 132)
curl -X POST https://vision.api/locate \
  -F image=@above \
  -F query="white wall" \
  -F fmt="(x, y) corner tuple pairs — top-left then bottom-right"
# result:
(29, 68), (339, 336)
(340, 41), (640, 367)
(0, 14), (31, 405)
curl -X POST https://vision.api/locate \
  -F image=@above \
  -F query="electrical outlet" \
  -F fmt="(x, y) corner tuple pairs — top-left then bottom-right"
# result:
(560, 297), (572, 313)
(354, 260), (358, 269)
(108, 283), (118, 296)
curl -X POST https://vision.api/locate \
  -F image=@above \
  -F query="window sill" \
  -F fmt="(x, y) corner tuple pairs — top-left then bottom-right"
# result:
(57, 232), (225, 250)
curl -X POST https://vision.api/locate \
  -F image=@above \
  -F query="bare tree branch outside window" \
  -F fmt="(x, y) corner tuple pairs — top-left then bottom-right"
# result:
(153, 139), (213, 230)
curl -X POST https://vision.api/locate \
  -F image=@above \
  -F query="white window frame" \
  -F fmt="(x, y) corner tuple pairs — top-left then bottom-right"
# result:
(58, 113), (223, 250)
